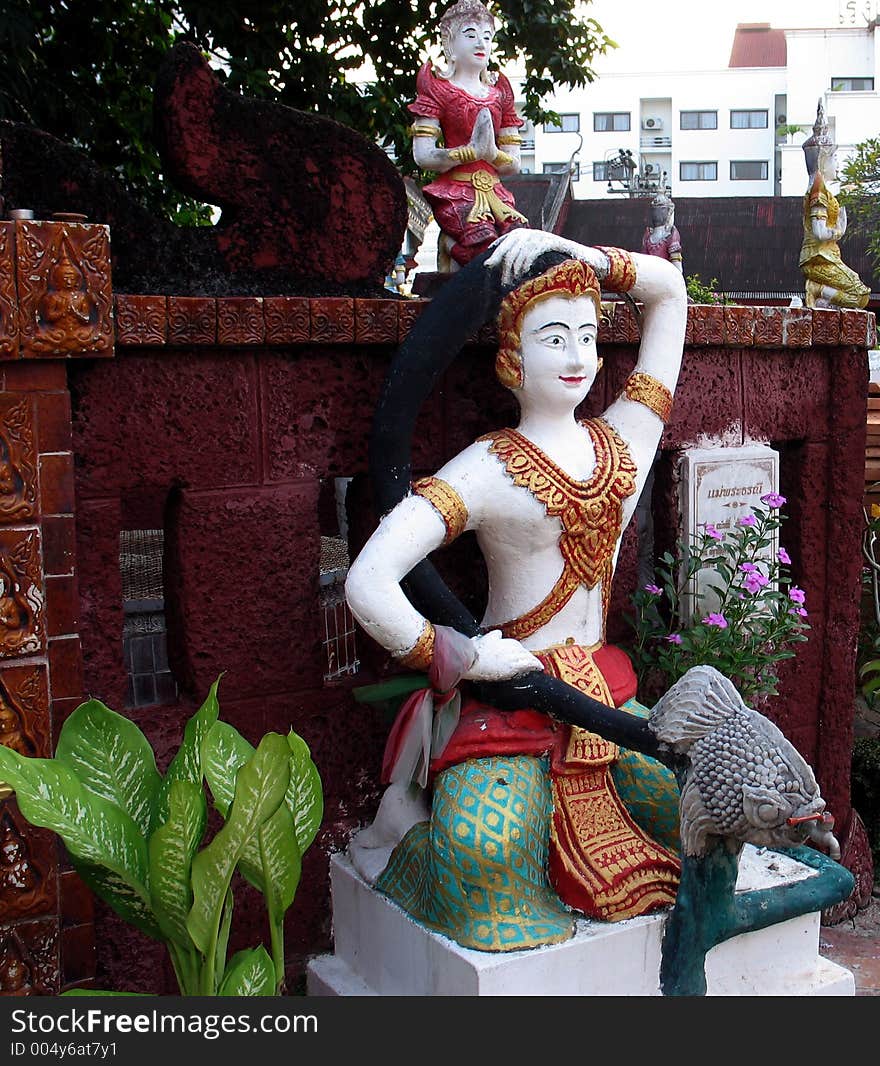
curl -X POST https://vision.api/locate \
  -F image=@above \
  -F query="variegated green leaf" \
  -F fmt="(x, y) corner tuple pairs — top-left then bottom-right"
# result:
(202, 723), (302, 912)
(0, 745), (154, 935)
(148, 780), (206, 947)
(55, 698), (161, 838)
(218, 947), (275, 997)
(72, 858), (161, 940)
(151, 676), (221, 834)
(286, 731), (323, 853)
(186, 733), (290, 954)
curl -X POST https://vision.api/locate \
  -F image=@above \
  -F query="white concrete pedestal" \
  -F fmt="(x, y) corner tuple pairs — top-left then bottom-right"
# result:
(307, 846), (854, 996)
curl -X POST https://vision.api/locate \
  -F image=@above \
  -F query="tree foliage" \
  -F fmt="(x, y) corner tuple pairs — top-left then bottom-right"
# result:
(840, 136), (880, 271)
(0, 0), (615, 223)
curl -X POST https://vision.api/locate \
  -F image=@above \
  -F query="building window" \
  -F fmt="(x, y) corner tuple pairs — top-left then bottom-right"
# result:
(730, 160), (769, 181)
(593, 112), (630, 132)
(680, 110), (717, 130)
(543, 161), (580, 180)
(730, 109), (768, 129)
(543, 114), (580, 133)
(679, 161), (717, 181)
(831, 76), (874, 91)
(592, 161), (610, 181)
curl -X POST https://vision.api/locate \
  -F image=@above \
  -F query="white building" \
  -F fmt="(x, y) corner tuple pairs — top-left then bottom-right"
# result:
(516, 21), (880, 199)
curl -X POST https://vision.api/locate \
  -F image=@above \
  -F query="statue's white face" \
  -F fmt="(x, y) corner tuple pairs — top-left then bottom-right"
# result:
(450, 21), (494, 73)
(518, 294), (599, 410)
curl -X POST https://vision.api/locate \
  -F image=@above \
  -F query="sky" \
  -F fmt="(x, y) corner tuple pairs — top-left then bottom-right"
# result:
(581, 0), (877, 73)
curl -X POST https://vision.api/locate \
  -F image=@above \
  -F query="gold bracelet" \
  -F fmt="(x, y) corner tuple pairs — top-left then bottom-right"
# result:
(395, 620), (435, 671)
(498, 134), (522, 146)
(492, 150), (514, 167)
(448, 145), (477, 163)
(412, 476), (468, 545)
(410, 123), (438, 138)
(622, 372), (673, 423)
(594, 246), (637, 293)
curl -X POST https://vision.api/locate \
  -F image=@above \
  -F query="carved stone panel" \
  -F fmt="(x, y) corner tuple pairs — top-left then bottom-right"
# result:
(0, 528), (45, 659)
(0, 396), (37, 524)
(16, 221), (114, 359)
(0, 663), (50, 758)
(0, 917), (60, 995)
(0, 799), (58, 923)
(0, 223), (18, 361)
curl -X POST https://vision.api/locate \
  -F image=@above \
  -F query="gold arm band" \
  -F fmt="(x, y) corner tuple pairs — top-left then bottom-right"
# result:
(594, 246), (638, 293)
(623, 372), (673, 423)
(498, 134), (522, 146)
(395, 620), (435, 671)
(410, 123), (439, 138)
(412, 476), (469, 545)
(492, 150), (514, 168)
(448, 145), (477, 163)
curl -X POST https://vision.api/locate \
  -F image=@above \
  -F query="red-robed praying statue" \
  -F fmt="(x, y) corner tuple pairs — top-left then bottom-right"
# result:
(410, 0), (528, 270)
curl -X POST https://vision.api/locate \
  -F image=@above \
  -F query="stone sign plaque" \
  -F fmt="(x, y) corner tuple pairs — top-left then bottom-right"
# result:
(679, 444), (779, 623)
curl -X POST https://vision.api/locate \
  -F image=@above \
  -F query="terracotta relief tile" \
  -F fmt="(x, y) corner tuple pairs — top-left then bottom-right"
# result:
(354, 298), (399, 344)
(15, 221), (113, 359)
(309, 297), (354, 343)
(0, 663), (50, 759)
(782, 306), (812, 347)
(0, 223), (18, 361)
(0, 800), (58, 923)
(45, 575), (79, 638)
(60, 870), (94, 928)
(753, 306), (785, 347)
(114, 294), (167, 346)
(35, 391), (72, 454)
(868, 312), (878, 348)
(217, 297), (265, 345)
(263, 297), (310, 344)
(41, 516), (75, 576)
(47, 637), (83, 702)
(398, 298), (429, 340)
(0, 916), (60, 995)
(51, 696), (82, 733)
(688, 304), (725, 345)
(840, 309), (872, 347)
(0, 395), (38, 524)
(609, 300), (642, 344)
(809, 308), (841, 347)
(39, 453), (75, 515)
(1, 363), (67, 392)
(61, 923), (95, 986)
(0, 528), (45, 659)
(167, 296), (217, 345)
(723, 305), (755, 347)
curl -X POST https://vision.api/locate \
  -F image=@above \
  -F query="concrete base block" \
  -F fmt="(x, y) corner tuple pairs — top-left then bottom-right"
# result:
(307, 846), (855, 997)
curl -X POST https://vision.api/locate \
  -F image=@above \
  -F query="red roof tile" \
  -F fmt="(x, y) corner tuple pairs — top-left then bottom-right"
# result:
(728, 23), (787, 68)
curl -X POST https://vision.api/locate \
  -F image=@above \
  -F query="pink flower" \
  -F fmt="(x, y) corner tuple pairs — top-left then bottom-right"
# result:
(744, 571), (769, 594)
(739, 514), (757, 527)
(703, 613), (728, 628)
(761, 492), (786, 508)
(740, 563), (757, 573)
(789, 586), (806, 604)
(789, 606), (808, 618)
(777, 546), (791, 565)
(704, 523), (723, 541)
(644, 583), (662, 595)
(665, 633), (683, 644)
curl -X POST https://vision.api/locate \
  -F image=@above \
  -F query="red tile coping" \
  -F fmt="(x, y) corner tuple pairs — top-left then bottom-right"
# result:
(110, 295), (877, 350)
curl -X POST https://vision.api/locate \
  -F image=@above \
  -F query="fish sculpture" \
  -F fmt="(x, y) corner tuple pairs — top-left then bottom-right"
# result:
(648, 665), (840, 860)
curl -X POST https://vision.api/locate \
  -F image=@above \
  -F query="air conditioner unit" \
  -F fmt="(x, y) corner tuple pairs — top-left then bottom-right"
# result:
(642, 116), (664, 130)
(776, 113), (787, 124)
(643, 163), (657, 174)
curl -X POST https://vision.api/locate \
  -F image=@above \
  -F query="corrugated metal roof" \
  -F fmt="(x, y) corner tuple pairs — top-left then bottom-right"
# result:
(728, 23), (787, 68)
